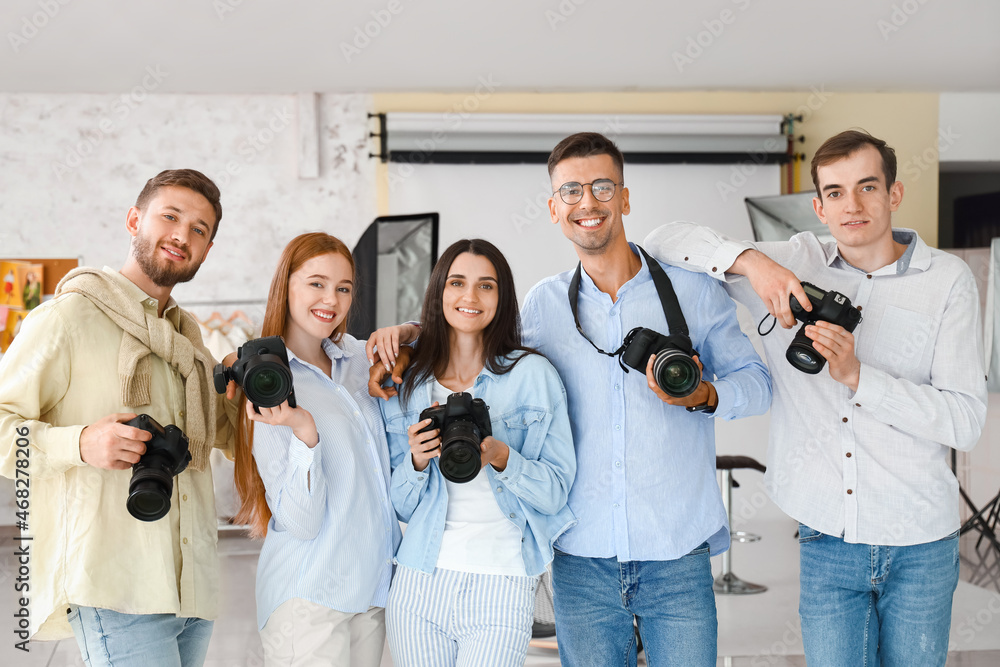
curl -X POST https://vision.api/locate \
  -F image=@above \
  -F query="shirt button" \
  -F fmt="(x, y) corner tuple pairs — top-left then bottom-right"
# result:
(712, 266), (718, 272)
(615, 461), (621, 468)
(182, 494), (188, 501)
(855, 403), (861, 407)
(509, 513), (516, 518)
(867, 274), (872, 280)
(684, 256), (690, 261)
(497, 487), (503, 492)
(842, 417), (848, 423)
(615, 384), (620, 390)
(613, 503), (619, 508)
(183, 538), (188, 544)
(615, 425), (621, 431)
(417, 476), (425, 481)
(847, 489), (853, 495)
(856, 306), (862, 312)
(846, 452), (852, 458)
(178, 410), (185, 419)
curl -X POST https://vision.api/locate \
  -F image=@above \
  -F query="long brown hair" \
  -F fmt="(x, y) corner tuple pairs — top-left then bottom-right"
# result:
(233, 232), (355, 538)
(401, 239), (535, 406)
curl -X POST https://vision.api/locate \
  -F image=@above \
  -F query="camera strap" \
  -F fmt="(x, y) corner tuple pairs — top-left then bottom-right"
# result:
(568, 245), (692, 359)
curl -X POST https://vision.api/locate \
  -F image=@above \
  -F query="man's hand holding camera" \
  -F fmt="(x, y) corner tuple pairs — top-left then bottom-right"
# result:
(79, 413), (152, 470)
(804, 322), (861, 391)
(645, 353), (718, 410)
(733, 248), (863, 390)
(734, 249), (813, 328)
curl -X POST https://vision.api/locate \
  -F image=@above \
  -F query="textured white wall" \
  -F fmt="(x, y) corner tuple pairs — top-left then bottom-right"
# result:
(0, 92), (377, 522)
(0, 92), (377, 300)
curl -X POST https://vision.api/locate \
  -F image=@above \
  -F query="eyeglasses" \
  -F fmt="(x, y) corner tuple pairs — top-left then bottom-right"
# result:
(553, 179), (623, 205)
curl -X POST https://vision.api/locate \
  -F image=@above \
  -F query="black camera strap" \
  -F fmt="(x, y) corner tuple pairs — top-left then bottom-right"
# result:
(568, 245), (691, 360)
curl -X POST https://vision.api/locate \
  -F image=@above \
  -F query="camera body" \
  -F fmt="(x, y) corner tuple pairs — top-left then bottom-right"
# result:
(125, 414), (191, 522)
(418, 392), (492, 484)
(786, 281), (863, 374)
(213, 336), (297, 410)
(620, 326), (702, 398)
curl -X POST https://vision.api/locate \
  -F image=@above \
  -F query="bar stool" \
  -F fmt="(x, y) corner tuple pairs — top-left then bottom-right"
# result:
(714, 455), (768, 595)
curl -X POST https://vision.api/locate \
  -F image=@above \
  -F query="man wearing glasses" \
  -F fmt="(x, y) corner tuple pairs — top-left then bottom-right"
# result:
(519, 132), (772, 666)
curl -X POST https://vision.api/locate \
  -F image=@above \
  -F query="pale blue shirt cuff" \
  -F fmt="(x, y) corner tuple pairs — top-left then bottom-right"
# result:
(711, 379), (736, 418)
(850, 364), (888, 411)
(287, 435), (318, 469)
(707, 240), (752, 282)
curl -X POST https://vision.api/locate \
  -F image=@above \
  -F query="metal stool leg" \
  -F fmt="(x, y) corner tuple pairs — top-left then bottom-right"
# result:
(713, 468), (767, 595)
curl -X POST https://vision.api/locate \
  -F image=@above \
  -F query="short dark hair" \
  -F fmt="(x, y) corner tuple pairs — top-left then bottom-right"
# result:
(547, 132), (625, 182)
(810, 130), (897, 198)
(135, 169), (223, 240)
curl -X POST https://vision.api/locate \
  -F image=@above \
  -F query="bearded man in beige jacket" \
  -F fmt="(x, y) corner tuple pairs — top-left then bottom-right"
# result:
(0, 169), (239, 667)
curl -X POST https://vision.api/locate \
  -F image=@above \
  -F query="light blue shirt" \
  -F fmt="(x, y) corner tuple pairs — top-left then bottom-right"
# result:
(382, 353), (577, 577)
(253, 335), (401, 630)
(521, 243), (772, 561)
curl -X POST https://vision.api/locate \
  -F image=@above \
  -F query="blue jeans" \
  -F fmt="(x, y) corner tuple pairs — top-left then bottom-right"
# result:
(67, 605), (214, 667)
(551, 544), (717, 667)
(798, 524), (959, 667)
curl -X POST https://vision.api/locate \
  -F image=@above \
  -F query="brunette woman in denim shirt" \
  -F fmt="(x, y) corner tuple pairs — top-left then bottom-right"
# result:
(377, 239), (576, 667)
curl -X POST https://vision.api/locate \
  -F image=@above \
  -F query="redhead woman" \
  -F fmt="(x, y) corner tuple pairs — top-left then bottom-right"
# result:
(232, 232), (400, 667)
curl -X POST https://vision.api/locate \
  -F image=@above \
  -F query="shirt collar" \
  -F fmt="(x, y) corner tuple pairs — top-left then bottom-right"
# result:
(827, 228), (927, 275)
(577, 242), (650, 296)
(102, 266), (181, 328)
(286, 336), (352, 367)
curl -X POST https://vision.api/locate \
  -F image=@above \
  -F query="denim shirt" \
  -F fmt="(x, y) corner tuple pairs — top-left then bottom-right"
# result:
(381, 352), (577, 577)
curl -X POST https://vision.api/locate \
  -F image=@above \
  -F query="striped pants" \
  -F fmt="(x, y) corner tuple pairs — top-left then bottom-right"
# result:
(386, 565), (538, 667)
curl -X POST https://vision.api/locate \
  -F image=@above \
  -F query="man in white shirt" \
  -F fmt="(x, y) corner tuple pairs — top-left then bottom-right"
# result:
(644, 129), (987, 666)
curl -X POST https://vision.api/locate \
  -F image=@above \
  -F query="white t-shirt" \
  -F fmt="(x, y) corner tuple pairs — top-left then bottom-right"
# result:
(431, 380), (526, 576)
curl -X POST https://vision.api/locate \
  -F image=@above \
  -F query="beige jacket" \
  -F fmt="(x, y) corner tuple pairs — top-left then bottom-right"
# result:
(0, 268), (237, 640)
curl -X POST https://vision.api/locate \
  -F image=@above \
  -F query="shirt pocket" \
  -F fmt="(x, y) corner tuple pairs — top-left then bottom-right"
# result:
(496, 408), (549, 461)
(872, 305), (936, 376)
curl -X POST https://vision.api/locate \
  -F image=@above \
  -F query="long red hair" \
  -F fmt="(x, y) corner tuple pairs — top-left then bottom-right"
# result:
(233, 232), (355, 538)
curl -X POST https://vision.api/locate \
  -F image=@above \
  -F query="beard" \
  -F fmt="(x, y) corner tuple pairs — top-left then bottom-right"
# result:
(132, 233), (202, 288)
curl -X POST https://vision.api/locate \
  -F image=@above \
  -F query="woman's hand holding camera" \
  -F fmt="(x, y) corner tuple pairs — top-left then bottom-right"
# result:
(245, 400), (319, 448)
(408, 411), (441, 472)
(479, 436), (510, 472)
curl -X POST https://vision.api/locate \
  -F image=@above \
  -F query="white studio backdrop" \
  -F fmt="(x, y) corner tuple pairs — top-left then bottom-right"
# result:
(387, 161), (780, 303)
(389, 160), (783, 526)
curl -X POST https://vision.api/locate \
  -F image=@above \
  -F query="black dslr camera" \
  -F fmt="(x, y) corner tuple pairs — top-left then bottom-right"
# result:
(786, 281), (863, 374)
(125, 414), (191, 522)
(620, 327), (702, 398)
(213, 336), (297, 411)
(418, 392), (492, 484)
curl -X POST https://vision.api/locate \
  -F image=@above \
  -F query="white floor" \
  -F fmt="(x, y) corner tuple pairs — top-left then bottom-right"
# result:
(3, 519), (999, 666)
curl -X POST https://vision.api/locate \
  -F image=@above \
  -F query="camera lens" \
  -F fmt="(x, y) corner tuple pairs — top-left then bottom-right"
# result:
(786, 325), (826, 374)
(243, 355), (294, 408)
(439, 421), (482, 484)
(127, 465), (174, 522)
(652, 349), (701, 398)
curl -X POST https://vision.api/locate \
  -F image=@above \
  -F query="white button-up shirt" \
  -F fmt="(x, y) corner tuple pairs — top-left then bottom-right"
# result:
(644, 224), (987, 546)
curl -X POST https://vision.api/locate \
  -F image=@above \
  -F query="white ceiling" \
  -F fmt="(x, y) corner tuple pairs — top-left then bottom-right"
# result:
(1, 0), (998, 94)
